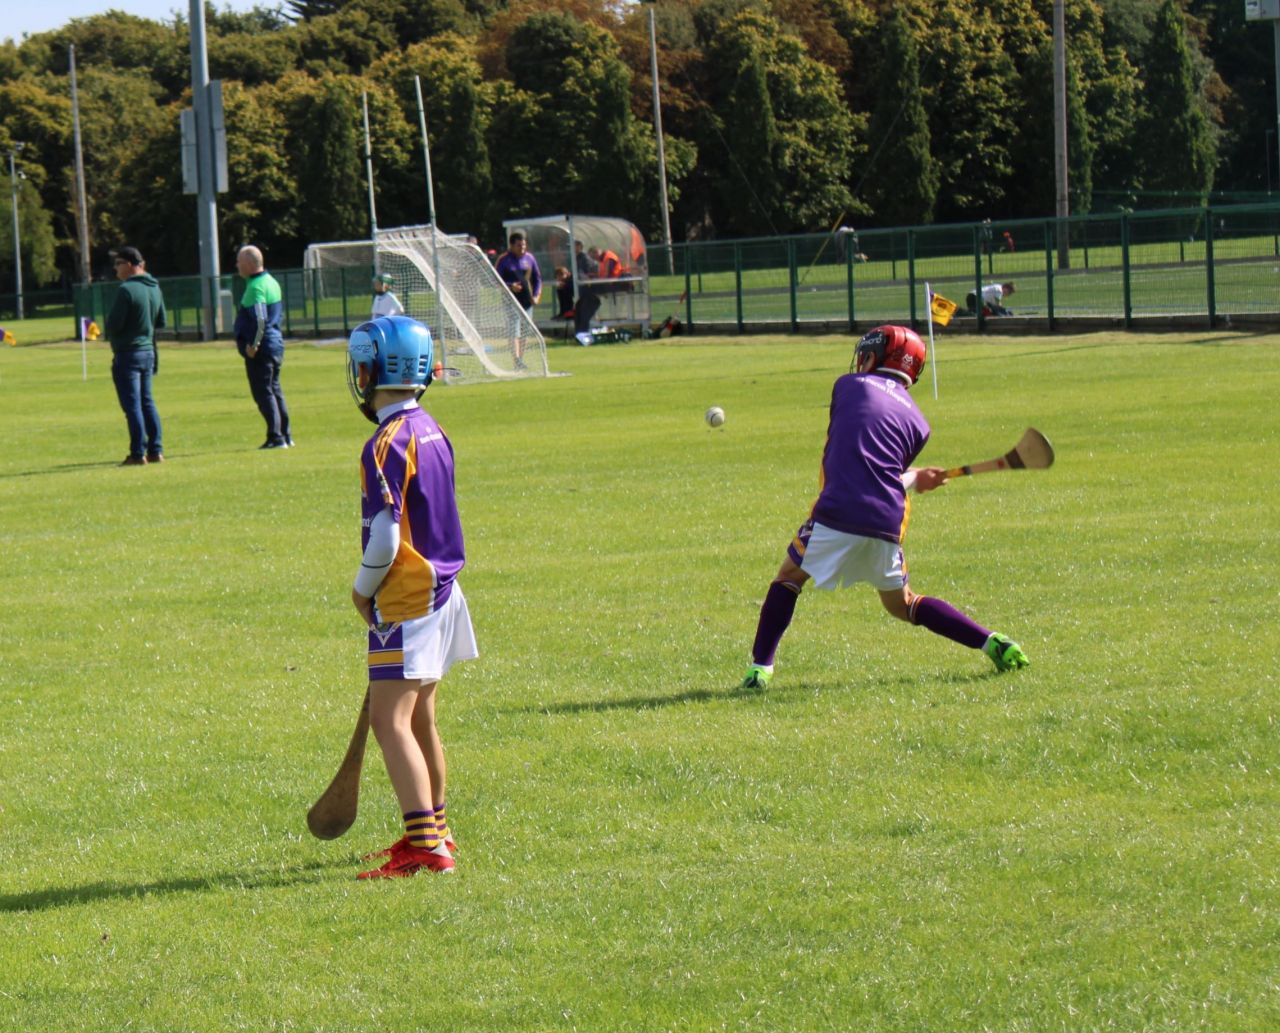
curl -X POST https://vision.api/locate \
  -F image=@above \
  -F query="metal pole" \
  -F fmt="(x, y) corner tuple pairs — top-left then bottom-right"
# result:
(1268, 129), (1274, 196)
(189, 0), (219, 340)
(9, 148), (22, 321)
(646, 2), (674, 275)
(1053, 0), (1070, 270)
(362, 91), (378, 237)
(70, 46), (91, 287)
(1273, 22), (1280, 202)
(413, 76), (444, 364)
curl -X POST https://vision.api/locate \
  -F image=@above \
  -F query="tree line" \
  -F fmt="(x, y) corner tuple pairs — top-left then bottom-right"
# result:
(0, 0), (1262, 289)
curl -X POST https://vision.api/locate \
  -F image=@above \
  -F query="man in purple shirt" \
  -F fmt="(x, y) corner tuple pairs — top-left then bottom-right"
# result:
(494, 231), (541, 370)
(345, 315), (478, 878)
(741, 325), (1028, 690)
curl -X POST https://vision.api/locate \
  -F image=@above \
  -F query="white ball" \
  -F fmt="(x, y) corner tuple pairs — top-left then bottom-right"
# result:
(705, 406), (725, 428)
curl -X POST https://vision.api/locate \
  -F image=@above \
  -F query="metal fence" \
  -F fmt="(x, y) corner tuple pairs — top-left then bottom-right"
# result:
(64, 201), (1280, 341)
(648, 202), (1280, 333)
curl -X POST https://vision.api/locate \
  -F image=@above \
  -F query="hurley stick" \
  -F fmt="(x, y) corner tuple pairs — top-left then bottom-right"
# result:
(306, 689), (371, 840)
(944, 427), (1055, 479)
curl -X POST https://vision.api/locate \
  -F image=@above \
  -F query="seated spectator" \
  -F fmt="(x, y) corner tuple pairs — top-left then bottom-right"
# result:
(589, 245), (624, 281)
(553, 266), (575, 320)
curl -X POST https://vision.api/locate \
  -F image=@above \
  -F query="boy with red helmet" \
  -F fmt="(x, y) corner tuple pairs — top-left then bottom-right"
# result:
(741, 325), (1027, 689)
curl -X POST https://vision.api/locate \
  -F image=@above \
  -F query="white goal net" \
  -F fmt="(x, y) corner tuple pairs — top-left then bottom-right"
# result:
(304, 224), (549, 382)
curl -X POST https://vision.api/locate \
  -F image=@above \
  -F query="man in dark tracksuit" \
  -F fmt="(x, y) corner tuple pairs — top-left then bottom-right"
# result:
(234, 245), (292, 449)
(105, 245), (166, 465)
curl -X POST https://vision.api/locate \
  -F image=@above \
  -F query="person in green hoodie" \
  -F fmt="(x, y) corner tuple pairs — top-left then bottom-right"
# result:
(105, 245), (166, 466)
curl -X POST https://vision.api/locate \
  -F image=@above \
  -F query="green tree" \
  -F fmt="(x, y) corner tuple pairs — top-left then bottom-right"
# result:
(275, 75), (370, 247)
(862, 7), (939, 226)
(286, 0), (347, 21)
(216, 82), (300, 257)
(370, 37), (493, 235)
(1139, 0), (1216, 204)
(489, 12), (647, 230)
(0, 168), (60, 292)
(693, 9), (858, 235)
(1003, 38), (1095, 218)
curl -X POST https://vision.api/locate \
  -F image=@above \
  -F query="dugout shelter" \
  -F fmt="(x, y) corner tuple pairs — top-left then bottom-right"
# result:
(503, 215), (651, 333)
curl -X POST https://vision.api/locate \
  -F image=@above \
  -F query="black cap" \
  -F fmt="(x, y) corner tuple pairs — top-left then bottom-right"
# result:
(111, 245), (144, 265)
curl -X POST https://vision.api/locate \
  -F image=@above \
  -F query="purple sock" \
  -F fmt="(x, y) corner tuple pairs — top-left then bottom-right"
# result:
(751, 581), (801, 665)
(909, 596), (990, 650)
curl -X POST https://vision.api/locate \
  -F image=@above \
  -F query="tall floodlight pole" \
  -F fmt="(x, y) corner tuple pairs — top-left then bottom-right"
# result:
(413, 76), (444, 369)
(642, 0), (674, 274)
(8, 145), (24, 321)
(1053, 0), (1070, 269)
(70, 46), (91, 286)
(189, 0), (220, 340)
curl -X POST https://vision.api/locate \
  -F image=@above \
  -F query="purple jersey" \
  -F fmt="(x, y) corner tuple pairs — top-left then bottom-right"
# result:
(494, 251), (541, 310)
(360, 405), (465, 620)
(809, 372), (931, 543)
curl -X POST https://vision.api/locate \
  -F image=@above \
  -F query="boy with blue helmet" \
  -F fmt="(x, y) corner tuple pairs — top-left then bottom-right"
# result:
(344, 316), (478, 878)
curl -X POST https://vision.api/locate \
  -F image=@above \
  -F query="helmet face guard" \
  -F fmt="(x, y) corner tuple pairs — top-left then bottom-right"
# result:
(853, 325), (926, 385)
(347, 317), (434, 423)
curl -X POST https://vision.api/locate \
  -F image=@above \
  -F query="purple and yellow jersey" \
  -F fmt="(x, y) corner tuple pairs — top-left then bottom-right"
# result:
(808, 372), (931, 544)
(360, 405), (465, 621)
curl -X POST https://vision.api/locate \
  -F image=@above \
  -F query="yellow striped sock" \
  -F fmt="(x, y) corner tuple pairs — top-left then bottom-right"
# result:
(404, 809), (439, 849)
(434, 802), (451, 844)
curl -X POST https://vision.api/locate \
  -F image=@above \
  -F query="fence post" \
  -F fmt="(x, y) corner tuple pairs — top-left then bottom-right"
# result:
(341, 266), (350, 332)
(846, 238), (855, 332)
(907, 230), (917, 328)
(788, 237), (798, 332)
(734, 242), (743, 333)
(1205, 206), (1216, 329)
(973, 230), (985, 332)
(683, 244), (694, 331)
(1044, 220), (1055, 330)
(1121, 212), (1132, 328)
(312, 267), (321, 337)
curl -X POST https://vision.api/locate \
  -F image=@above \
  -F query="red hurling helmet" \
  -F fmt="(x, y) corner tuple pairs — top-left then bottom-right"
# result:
(853, 324), (927, 385)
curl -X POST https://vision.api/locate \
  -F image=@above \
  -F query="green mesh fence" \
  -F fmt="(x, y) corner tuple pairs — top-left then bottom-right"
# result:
(68, 202), (1280, 339)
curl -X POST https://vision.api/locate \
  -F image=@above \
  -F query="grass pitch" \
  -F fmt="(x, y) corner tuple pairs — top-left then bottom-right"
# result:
(1, 331), (1278, 1031)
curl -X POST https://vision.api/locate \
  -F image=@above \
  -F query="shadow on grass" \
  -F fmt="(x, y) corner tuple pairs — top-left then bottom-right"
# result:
(519, 684), (770, 715)
(0, 858), (350, 913)
(515, 667), (1002, 716)
(0, 459), (127, 479)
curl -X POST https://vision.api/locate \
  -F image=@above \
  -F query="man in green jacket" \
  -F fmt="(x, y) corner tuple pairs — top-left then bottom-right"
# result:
(105, 246), (166, 465)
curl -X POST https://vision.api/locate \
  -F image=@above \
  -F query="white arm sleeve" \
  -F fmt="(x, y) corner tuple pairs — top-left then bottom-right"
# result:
(901, 470), (919, 494)
(353, 506), (399, 598)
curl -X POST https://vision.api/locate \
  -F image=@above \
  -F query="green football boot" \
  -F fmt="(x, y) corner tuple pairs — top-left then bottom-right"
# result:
(740, 664), (773, 690)
(983, 633), (1029, 672)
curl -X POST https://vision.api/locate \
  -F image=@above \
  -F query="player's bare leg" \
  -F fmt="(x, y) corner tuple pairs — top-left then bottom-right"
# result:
(410, 682), (454, 851)
(361, 678), (453, 878)
(742, 557), (810, 689)
(879, 587), (1028, 671)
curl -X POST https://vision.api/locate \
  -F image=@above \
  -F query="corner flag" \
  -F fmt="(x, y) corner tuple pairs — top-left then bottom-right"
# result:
(929, 291), (958, 327)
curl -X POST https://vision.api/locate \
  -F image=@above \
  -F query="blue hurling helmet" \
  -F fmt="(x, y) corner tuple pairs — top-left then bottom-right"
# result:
(347, 315), (435, 423)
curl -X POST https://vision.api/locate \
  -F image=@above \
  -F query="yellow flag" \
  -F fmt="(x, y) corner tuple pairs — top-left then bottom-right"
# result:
(930, 291), (958, 327)
(87, 321), (101, 341)
(2, 328), (15, 346)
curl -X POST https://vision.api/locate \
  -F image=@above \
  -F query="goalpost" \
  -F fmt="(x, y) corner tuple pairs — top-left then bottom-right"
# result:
(303, 224), (549, 383)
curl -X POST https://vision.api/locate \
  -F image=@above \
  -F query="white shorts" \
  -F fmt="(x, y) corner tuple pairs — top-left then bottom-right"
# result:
(796, 521), (907, 592)
(368, 583), (478, 683)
